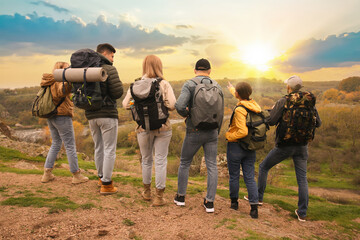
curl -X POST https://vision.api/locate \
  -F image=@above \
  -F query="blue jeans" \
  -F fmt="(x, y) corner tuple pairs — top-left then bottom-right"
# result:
(45, 116), (79, 173)
(227, 142), (258, 205)
(258, 145), (309, 217)
(177, 129), (218, 202)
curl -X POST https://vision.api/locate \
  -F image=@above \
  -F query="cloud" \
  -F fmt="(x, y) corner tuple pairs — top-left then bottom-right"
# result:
(176, 25), (193, 29)
(190, 35), (216, 45)
(188, 49), (200, 56)
(30, 1), (70, 13)
(274, 31), (360, 72)
(0, 13), (188, 57)
(122, 48), (176, 58)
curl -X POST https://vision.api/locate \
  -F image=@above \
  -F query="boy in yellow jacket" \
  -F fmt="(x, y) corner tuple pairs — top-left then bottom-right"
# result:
(226, 82), (261, 218)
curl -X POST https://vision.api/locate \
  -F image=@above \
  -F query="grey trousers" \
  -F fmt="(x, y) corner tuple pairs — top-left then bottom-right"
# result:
(89, 118), (118, 183)
(137, 130), (172, 189)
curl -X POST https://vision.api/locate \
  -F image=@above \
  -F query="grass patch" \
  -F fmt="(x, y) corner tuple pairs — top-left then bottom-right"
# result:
(1, 196), (93, 213)
(80, 203), (95, 210)
(241, 230), (269, 240)
(113, 192), (131, 199)
(187, 185), (206, 195)
(0, 165), (43, 175)
(0, 165), (75, 177)
(0, 146), (45, 162)
(214, 218), (237, 229)
(226, 224), (237, 230)
(0, 186), (7, 192)
(264, 193), (360, 235)
(123, 218), (135, 226)
(0, 146), (95, 171)
(112, 176), (143, 188)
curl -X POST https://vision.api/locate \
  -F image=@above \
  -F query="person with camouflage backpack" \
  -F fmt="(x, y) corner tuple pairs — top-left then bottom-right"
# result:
(257, 75), (321, 222)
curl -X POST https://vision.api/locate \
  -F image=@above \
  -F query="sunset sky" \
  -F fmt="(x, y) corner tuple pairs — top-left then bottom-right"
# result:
(1, 0), (360, 88)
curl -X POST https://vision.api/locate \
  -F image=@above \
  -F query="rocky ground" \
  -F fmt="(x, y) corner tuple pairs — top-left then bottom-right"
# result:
(0, 172), (349, 240)
(0, 133), (359, 239)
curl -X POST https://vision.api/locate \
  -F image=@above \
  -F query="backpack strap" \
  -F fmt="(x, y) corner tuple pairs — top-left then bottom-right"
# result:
(229, 105), (266, 127)
(229, 105), (244, 127)
(191, 77), (212, 85)
(62, 67), (69, 95)
(83, 68), (88, 96)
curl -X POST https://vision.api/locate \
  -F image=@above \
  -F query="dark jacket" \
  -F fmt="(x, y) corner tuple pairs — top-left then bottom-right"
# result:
(268, 91), (322, 146)
(85, 53), (123, 120)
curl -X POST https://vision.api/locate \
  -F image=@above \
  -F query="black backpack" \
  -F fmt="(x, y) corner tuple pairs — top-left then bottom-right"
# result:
(130, 78), (169, 131)
(70, 49), (103, 111)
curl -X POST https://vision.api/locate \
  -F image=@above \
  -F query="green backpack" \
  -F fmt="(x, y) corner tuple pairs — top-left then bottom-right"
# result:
(32, 86), (65, 118)
(229, 105), (270, 151)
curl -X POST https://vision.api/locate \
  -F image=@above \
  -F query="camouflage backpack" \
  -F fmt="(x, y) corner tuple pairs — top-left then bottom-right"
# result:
(279, 91), (317, 144)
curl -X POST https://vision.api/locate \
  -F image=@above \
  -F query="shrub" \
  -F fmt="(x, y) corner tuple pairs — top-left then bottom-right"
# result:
(168, 124), (186, 157)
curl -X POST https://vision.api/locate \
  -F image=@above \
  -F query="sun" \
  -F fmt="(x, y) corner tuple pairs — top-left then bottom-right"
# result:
(241, 44), (276, 71)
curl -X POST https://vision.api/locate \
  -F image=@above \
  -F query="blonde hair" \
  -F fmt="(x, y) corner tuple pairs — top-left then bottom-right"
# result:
(53, 61), (69, 73)
(142, 55), (163, 79)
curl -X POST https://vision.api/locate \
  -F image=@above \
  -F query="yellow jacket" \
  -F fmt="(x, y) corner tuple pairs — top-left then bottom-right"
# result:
(226, 87), (261, 142)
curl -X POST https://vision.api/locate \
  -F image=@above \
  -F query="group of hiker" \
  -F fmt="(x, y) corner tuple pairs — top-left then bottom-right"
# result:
(37, 43), (321, 222)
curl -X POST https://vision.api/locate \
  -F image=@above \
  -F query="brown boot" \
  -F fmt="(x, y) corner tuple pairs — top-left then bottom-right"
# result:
(142, 183), (151, 201)
(100, 181), (118, 195)
(72, 170), (89, 184)
(97, 177), (102, 187)
(41, 168), (55, 183)
(152, 188), (166, 206)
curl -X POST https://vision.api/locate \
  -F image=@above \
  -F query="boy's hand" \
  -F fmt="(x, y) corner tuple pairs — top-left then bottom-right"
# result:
(227, 81), (233, 90)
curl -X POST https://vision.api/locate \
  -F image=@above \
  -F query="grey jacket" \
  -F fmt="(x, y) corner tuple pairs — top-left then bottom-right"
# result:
(85, 53), (123, 120)
(269, 92), (322, 146)
(175, 75), (223, 131)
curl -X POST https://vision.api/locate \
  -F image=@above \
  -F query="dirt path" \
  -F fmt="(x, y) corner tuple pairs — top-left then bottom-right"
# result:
(0, 172), (350, 240)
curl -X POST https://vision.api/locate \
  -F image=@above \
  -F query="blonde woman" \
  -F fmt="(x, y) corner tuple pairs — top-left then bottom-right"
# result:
(122, 55), (176, 206)
(41, 62), (89, 184)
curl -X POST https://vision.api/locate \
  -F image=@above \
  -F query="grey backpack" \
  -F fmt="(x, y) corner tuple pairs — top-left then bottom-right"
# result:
(190, 77), (224, 130)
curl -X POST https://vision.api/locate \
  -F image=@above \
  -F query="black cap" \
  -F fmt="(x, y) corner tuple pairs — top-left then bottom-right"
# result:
(195, 58), (211, 70)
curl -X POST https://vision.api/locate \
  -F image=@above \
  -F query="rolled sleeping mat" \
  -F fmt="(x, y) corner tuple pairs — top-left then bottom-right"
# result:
(53, 67), (108, 82)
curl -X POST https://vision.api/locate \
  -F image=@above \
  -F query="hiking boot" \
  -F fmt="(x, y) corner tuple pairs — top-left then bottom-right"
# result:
(295, 209), (306, 222)
(142, 183), (151, 201)
(97, 178), (102, 187)
(250, 204), (258, 219)
(203, 198), (214, 213)
(230, 198), (238, 210)
(41, 168), (55, 183)
(100, 181), (118, 195)
(174, 194), (185, 206)
(152, 188), (166, 206)
(244, 196), (263, 206)
(72, 170), (89, 184)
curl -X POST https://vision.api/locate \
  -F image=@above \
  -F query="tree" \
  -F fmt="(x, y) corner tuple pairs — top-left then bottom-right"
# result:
(322, 88), (339, 100)
(338, 77), (360, 92)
